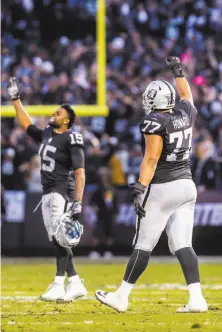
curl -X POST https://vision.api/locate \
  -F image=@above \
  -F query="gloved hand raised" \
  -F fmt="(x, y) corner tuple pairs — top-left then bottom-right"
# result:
(7, 77), (22, 101)
(165, 56), (184, 78)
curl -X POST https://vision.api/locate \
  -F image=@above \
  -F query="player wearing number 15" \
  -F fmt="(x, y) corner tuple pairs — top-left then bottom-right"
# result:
(96, 57), (208, 313)
(7, 77), (87, 302)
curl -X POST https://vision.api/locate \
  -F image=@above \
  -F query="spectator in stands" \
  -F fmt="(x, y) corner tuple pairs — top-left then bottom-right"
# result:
(193, 135), (222, 191)
(1, 147), (18, 190)
(90, 167), (118, 258)
(1, 0), (222, 189)
(1, 185), (6, 227)
(23, 155), (42, 192)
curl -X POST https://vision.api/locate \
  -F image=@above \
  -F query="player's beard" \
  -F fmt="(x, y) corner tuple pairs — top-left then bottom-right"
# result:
(48, 118), (60, 128)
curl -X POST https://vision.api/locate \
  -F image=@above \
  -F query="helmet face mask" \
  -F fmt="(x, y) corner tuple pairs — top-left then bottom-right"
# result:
(142, 80), (176, 114)
(142, 91), (156, 114)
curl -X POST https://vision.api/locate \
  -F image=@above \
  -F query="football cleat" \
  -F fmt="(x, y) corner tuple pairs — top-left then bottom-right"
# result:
(64, 280), (87, 302)
(103, 251), (113, 259)
(176, 297), (208, 313)
(95, 290), (128, 312)
(40, 282), (65, 302)
(89, 251), (101, 259)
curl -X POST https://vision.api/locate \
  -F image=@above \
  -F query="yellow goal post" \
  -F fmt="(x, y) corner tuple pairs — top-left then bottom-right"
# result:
(1, 0), (108, 118)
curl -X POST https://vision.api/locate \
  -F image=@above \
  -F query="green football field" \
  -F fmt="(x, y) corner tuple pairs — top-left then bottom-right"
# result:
(1, 258), (222, 332)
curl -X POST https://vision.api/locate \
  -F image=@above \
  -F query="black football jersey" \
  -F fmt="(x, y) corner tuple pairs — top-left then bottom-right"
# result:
(139, 100), (197, 184)
(27, 125), (84, 200)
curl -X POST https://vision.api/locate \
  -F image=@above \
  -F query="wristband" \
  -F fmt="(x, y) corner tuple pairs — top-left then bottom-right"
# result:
(131, 182), (146, 195)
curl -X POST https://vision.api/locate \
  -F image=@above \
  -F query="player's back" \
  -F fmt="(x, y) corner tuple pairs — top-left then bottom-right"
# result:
(140, 100), (197, 184)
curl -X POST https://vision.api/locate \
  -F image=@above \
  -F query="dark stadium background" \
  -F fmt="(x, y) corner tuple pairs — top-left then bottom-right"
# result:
(1, 0), (222, 256)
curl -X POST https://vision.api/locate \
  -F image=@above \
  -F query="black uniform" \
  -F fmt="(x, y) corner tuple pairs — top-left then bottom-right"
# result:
(27, 125), (84, 201)
(140, 100), (197, 184)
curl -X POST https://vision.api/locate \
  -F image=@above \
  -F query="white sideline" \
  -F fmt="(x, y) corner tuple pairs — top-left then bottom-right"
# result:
(6, 321), (94, 325)
(1, 295), (95, 302)
(2, 256), (222, 265)
(105, 283), (222, 290)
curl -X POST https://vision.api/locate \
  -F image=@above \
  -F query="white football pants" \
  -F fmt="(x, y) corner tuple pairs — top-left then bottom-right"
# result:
(42, 192), (72, 241)
(133, 179), (197, 255)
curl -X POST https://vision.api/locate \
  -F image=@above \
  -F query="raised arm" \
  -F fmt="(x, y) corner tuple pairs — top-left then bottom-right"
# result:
(165, 57), (194, 106)
(7, 77), (32, 130)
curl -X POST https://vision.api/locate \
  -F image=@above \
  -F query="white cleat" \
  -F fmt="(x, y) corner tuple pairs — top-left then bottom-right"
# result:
(103, 251), (113, 259)
(40, 282), (65, 302)
(63, 280), (87, 302)
(177, 297), (208, 313)
(89, 251), (101, 260)
(95, 290), (128, 312)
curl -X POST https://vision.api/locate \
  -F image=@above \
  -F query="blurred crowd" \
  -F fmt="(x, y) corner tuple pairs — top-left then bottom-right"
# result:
(1, 0), (222, 193)
(1, 0), (97, 105)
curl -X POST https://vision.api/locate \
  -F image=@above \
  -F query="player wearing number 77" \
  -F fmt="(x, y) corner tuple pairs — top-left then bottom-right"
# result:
(96, 57), (208, 313)
(7, 77), (87, 302)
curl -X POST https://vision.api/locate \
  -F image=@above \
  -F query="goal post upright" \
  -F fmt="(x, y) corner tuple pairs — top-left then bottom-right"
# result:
(1, 0), (108, 118)
(97, 0), (106, 108)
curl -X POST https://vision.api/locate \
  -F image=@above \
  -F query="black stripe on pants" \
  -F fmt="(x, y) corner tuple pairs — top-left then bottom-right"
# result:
(133, 185), (151, 248)
(64, 200), (68, 213)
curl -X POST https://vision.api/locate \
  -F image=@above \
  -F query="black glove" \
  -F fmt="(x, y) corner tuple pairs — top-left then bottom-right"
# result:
(165, 56), (184, 78)
(69, 201), (82, 222)
(131, 182), (146, 218)
(7, 77), (22, 101)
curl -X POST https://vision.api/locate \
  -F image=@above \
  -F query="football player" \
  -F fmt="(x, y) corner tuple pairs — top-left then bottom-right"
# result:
(7, 77), (87, 302)
(96, 57), (208, 313)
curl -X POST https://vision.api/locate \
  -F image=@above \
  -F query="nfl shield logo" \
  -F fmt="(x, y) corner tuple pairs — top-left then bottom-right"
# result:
(147, 89), (157, 100)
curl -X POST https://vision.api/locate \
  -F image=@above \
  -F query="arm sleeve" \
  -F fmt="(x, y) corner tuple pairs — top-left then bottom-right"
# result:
(69, 145), (85, 170)
(26, 124), (43, 143)
(140, 114), (165, 136)
(68, 132), (85, 170)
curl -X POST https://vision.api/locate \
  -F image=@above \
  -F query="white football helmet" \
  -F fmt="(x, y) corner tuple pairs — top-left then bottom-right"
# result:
(54, 212), (83, 248)
(142, 80), (176, 114)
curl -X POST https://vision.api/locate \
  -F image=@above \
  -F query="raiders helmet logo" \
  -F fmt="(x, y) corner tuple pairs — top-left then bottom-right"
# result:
(147, 89), (157, 100)
(166, 95), (171, 105)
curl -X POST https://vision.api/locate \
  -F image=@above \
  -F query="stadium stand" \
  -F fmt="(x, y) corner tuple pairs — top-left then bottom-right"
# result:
(1, 0), (222, 191)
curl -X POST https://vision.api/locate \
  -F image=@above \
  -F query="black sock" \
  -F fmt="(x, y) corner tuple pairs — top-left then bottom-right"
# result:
(175, 247), (200, 285)
(52, 236), (69, 276)
(66, 248), (77, 278)
(123, 249), (151, 284)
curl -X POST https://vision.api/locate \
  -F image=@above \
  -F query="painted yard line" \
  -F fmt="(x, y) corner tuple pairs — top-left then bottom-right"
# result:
(106, 283), (222, 290)
(1, 295), (95, 302)
(3, 320), (221, 326)
(1, 284), (222, 302)
(3, 322), (97, 326)
(3, 311), (67, 316)
(2, 302), (222, 315)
